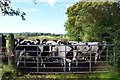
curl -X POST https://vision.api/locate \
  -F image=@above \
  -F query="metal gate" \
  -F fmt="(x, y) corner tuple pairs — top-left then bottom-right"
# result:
(14, 44), (115, 73)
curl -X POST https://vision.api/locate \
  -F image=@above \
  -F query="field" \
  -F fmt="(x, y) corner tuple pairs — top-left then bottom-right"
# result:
(14, 35), (70, 41)
(1, 0), (120, 79)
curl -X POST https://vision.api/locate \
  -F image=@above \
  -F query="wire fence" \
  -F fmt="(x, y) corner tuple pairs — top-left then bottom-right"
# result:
(14, 44), (115, 73)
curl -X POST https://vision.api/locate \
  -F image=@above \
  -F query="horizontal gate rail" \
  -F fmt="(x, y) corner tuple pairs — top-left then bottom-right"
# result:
(26, 71), (111, 74)
(17, 66), (113, 68)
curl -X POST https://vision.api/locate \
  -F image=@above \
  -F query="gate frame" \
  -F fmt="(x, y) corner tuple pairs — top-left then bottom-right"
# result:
(14, 44), (115, 74)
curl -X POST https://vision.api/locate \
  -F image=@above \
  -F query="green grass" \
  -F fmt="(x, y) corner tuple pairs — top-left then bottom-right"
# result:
(14, 35), (70, 41)
(1, 60), (120, 79)
(0, 68), (2, 79)
(1, 62), (120, 79)
(16, 73), (119, 79)
(16, 62), (120, 79)
(1, 63), (21, 79)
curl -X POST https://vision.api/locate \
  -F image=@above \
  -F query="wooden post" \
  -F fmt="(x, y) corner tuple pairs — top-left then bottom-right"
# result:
(6, 33), (14, 65)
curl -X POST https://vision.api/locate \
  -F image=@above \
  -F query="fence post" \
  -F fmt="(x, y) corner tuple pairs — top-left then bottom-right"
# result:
(89, 45), (92, 72)
(113, 44), (116, 69)
(37, 45), (39, 72)
(64, 45), (66, 72)
(6, 33), (14, 65)
(106, 47), (109, 61)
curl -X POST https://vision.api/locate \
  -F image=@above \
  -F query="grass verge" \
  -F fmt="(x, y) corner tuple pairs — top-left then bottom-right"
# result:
(1, 63), (21, 79)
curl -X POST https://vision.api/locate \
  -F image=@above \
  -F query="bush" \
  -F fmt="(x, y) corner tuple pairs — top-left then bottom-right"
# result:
(2, 64), (21, 79)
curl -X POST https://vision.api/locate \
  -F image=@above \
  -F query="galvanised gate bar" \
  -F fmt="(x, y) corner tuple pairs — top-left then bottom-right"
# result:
(14, 44), (115, 73)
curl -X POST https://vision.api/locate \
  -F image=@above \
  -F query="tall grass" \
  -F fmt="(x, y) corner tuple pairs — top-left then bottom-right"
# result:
(20, 72), (120, 79)
(1, 63), (21, 79)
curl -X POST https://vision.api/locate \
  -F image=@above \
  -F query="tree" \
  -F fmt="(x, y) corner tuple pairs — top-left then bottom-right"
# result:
(0, 0), (26, 20)
(65, 1), (120, 71)
(6, 33), (14, 65)
(65, 1), (120, 42)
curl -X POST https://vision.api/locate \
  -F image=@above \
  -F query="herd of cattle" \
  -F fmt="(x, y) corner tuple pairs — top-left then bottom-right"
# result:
(14, 38), (106, 71)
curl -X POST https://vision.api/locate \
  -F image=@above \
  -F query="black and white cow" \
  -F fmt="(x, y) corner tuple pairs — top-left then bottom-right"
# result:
(38, 40), (59, 67)
(38, 44), (50, 67)
(16, 49), (30, 66)
(68, 41), (79, 45)
(51, 42), (77, 72)
(72, 42), (106, 66)
(16, 44), (41, 66)
(83, 42), (106, 63)
(57, 40), (68, 45)
(16, 38), (50, 67)
(34, 39), (47, 45)
(14, 38), (24, 47)
(46, 40), (58, 56)
(20, 39), (34, 45)
(15, 39), (41, 66)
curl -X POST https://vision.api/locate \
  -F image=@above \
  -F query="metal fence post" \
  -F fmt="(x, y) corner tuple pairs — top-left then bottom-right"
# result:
(106, 47), (109, 61)
(113, 45), (116, 69)
(37, 45), (39, 72)
(64, 45), (66, 72)
(14, 50), (16, 67)
(89, 45), (92, 72)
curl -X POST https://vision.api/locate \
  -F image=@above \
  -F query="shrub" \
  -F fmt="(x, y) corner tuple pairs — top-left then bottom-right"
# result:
(2, 64), (21, 79)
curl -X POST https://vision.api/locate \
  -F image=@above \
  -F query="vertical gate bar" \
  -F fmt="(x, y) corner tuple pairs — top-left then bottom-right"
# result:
(106, 47), (108, 61)
(23, 49), (25, 68)
(89, 45), (92, 72)
(16, 50), (18, 67)
(14, 46), (18, 68)
(113, 45), (116, 69)
(37, 45), (39, 72)
(64, 45), (66, 72)
(14, 50), (17, 68)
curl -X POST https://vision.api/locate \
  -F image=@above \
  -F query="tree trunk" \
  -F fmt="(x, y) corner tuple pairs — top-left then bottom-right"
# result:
(6, 34), (14, 65)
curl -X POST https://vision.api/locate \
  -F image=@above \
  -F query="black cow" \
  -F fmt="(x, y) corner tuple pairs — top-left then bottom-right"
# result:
(15, 39), (41, 66)
(16, 44), (41, 66)
(16, 38), (50, 67)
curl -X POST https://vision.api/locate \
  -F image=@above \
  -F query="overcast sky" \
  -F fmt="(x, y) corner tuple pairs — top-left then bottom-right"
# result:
(0, 0), (79, 34)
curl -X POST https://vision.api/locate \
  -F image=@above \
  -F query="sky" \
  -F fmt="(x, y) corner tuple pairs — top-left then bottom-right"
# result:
(0, 0), (79, 34)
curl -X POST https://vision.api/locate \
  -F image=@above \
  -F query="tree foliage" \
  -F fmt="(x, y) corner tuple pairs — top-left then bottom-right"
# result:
(65, 1), (120, 70)
(65, 1), (120, 43)
(0, 0), (26, 20)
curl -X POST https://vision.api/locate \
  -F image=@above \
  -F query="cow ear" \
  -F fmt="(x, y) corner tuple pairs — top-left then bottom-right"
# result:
(58, 42), (60, 45)
(85, 43), (88, 45)
(53, 40), (57, 42)
(36, 39), (39, 41)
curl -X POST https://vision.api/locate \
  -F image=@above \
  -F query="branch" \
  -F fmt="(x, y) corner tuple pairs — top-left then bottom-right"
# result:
(0, 0), (26, 20)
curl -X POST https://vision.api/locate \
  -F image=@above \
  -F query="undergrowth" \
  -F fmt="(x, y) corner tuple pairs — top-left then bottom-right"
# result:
(1, 63), (21, 79)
